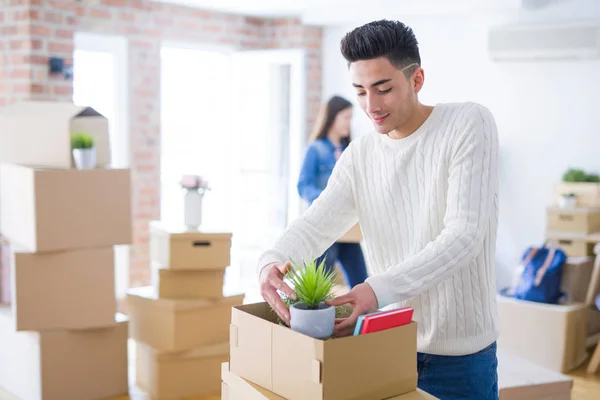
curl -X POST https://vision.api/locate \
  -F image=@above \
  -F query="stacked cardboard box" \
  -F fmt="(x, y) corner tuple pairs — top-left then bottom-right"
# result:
(127, 221), (244, 399)
(222, 301), (438, 400)
(0, 101), (132, 399)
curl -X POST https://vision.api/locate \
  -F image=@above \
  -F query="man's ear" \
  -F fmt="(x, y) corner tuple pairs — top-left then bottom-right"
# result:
(412, 68), (425, 93)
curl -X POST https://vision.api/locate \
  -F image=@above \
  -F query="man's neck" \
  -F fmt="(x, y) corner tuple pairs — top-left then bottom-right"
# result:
(388, 103), (434, 140)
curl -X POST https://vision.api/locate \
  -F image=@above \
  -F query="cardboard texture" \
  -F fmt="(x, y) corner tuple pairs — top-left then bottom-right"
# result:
(555, 182), (600, 208)
(151, 265), (225, 299)
(546, 207), (600, 234)
(0, 100), (112, 169)
(561, 257), (597, 303)
(497, 295), (588, 373)
(338, 223), (362, 243)
(0, 164), (132, 252)
(136, 341), (229, 399)
(221, 363), (437, 400)
(150, 221), (232, 270)
(229, 302), (418, 400)
(127, 286), (244, 351)
(0, 308), (128, 400)
(546, 231), (596, 257)
(10, 245), (116, 331)
(498, 351), (573, 400)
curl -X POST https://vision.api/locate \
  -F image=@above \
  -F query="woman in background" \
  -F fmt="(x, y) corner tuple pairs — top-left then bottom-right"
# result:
(297, 95), (368, 288)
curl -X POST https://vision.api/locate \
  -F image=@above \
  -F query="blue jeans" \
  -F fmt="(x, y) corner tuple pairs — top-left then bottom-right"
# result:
(316, 242), (368, 288)
(417, 342), (499, 400)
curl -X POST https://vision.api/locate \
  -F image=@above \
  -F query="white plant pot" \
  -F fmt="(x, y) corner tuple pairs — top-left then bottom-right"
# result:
(290, 302), (335, 339)
(184, 190), (204, 230)
(72, 148), (96, 169)
(558, 196), (576, 209)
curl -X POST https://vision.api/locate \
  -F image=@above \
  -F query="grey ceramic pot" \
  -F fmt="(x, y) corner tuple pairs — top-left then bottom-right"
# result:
(290, 302), (335, 339)
(72, 148), (96, 169)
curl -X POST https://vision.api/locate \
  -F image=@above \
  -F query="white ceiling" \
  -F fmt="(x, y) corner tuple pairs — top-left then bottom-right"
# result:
(152, 0), (553, 24)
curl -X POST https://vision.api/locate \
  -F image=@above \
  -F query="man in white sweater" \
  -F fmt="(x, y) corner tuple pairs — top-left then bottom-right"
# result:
(258, 19), (500, 399)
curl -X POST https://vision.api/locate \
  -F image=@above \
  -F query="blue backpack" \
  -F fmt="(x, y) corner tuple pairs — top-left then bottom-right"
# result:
(512, 241), (567, 304)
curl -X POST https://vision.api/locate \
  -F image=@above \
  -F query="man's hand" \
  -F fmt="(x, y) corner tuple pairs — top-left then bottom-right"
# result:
(326, 282), (378, 337)
(259, 262), (296, 326)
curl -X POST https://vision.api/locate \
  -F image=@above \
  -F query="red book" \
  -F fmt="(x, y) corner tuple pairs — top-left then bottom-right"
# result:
(360, 307), (414, 335)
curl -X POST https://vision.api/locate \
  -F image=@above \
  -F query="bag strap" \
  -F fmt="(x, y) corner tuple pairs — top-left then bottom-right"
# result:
(534, 242), (558, 286)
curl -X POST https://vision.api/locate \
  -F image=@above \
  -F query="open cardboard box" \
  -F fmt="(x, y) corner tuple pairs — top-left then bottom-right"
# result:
(0, 163), (132, 252)
(0, 100), (112, 169)
(229, 302), (418, 400)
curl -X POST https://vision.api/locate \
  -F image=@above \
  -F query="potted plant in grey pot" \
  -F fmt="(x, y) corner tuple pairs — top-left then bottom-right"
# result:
(71, 133), (96, 169)
(280, 258), (341, 339)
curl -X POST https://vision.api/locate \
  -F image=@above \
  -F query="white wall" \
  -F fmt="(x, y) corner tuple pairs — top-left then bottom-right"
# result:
(321, 1), (600, 288)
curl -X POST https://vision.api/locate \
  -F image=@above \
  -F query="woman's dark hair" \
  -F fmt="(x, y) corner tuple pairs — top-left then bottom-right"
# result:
(340, 19), (421, 77)
(309, 95), (353, 145)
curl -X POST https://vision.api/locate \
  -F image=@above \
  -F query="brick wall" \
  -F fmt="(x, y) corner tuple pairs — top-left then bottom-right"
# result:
(0, 0), (323, 288)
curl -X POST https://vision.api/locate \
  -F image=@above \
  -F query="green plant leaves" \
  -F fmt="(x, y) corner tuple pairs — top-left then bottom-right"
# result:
(562, 168), (599, 183)
(71, 133), (95, 149)
(285, 258), (337, 309)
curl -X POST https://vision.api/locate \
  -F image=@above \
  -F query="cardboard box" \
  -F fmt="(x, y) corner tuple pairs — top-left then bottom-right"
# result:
(561, 257), (596, 303)
(556, 182), (600, 208)
(229, 302), (418, 400)
(136, 341), (229, 399)
(150, 221), (232, 270)
(497, 294), (588, 373)
(221, 362), (437, 400)
(498, 350), (573, 400)
(0, 100), (112, 169)
(0, 164), (132, 252)
(338, 223), (362, 243)
(151, 264), (225, 299)
(547, 207), (600, 234)
(546, 231), (596, 257)
(0, 309), (128, 400)
(10, 245), (116, 331)
(127, 286), (244, 351)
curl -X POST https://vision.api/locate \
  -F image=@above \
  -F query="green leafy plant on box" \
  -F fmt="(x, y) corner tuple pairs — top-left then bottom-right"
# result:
(562, 168), (600, 183)
(273, 258), (352, 326)
(70, 133), (95, 149)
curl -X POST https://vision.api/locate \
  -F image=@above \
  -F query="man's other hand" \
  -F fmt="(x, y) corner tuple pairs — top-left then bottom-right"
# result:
(326, 282), (378, 337)
(259, 262), (296, 325)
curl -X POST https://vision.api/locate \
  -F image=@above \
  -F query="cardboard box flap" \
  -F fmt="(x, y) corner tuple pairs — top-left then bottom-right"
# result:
(127, 286), (243, 312)
(151, 342), (229, 361)
(547, 206), (600, 214)
(151, 223), (233, 242)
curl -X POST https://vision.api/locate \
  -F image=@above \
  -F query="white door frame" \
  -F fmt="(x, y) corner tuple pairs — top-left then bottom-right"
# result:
(73, 32), (130, 299)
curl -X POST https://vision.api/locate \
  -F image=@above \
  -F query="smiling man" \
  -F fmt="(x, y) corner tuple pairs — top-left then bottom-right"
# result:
(257, 19), (500, 399)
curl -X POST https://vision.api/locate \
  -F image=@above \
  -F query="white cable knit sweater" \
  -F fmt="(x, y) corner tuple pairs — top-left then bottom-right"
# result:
(258, 102), (500, 356)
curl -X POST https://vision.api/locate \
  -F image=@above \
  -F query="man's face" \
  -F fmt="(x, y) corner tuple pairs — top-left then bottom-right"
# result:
(350, 57), (422, 136)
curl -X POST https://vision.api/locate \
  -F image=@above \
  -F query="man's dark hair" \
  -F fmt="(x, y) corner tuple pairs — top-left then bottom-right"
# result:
(340, 20), (421, 77)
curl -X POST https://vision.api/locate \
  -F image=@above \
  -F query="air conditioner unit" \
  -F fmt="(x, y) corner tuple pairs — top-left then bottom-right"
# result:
(488, 20), (600, 61)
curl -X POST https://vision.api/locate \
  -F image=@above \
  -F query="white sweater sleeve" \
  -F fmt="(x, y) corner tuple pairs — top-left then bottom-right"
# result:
(366, 104), (499, 308)
(256, 145), (358, 271)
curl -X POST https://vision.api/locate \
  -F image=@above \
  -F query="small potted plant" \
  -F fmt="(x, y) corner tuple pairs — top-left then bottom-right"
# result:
(558, 193), (577, 209)
(283, 258), (339, 339)
(71, 133), (96, 169)
(180, 174), (211, 230)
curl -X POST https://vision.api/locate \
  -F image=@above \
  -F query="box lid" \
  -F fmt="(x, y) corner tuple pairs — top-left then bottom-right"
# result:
(547, 206), (600, 214)
(127, 286), (244, 312)
(150, 341), (229, 361)
(150, 220), (232, 241)
(0, 100), (105, 120)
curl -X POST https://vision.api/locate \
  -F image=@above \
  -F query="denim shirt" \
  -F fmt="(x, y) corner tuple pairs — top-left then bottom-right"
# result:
(297, 138), (346, 206)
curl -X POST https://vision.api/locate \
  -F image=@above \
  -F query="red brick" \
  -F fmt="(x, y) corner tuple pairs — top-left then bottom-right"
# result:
(44, 11), (64, 23)
(131, 0), (152, 11)
(75, 7), (85, 17)
(47, 41), (73, 54)
(245, 17), (265, 26)
(52, 85), (72, 96)
(32, 39), (43, 50)
(9, 39), (29, 50)
(191, 9), (211, 19)
(0, 26), (18, 36)
(48, 0), (75, 11)
(33, 69), (47, 81)
(119, 12), (135, 22)
(31, 84), (47, 94)
(55, 29), (72, 39)
(14, 9), (39, 21)
(0, 13), (4, 24)
(102, 0), (127, 6)
(154, 16), (173, 26)
(203, 25), (222, 33)
(143, 28), (163, 37)
(30, 24), (53, 36)
(0, 98), (5, 107)
(126, 26), (141, 35)
(10, 69), (29, 79)
(90, 8), (111, 19)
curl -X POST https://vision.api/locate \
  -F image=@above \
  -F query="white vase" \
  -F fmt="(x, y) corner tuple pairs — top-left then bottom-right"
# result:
(290, 302), (335, 339)
(184, 190), (204, 230)
(72, 148), (96, 169)
(558, 196), (576, 209)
